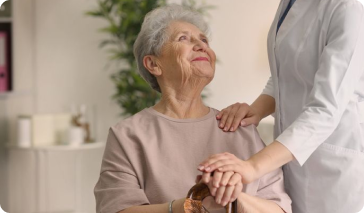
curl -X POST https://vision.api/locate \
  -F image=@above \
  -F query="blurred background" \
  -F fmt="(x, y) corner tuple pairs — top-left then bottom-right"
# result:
(0, 0), (279, 212)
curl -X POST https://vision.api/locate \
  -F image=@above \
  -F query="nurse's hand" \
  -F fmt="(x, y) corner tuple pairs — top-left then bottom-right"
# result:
(197, 171), (243, 207)
(217, 102), (262, 132)
(198, 152), (257, 184)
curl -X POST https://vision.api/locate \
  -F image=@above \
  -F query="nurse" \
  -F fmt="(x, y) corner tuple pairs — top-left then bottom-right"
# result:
(198, 0), (364, 212)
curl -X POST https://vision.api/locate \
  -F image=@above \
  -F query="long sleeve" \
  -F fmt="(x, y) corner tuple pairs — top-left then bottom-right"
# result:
(94, 127), (150, 213)
(262, 76), (275, 98)
(277, 1), (364, 165)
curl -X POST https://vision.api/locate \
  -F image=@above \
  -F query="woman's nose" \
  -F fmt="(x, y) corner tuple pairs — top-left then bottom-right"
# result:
(193, 39), (207, 52)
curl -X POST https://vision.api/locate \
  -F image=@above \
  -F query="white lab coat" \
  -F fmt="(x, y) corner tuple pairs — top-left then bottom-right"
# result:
(262, 0), (364, 212)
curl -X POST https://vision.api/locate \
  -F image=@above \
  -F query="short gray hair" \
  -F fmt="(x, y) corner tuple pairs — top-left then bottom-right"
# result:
(133, 4), (210, 93)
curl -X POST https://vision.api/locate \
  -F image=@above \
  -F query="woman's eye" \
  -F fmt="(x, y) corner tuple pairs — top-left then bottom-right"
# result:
(178, 35), (187, 41)
(202, 38), (209, 44)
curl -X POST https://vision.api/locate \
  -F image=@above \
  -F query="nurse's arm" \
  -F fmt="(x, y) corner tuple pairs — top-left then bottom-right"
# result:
(199, 142), (293, 184)
(248, 141), (294, 181)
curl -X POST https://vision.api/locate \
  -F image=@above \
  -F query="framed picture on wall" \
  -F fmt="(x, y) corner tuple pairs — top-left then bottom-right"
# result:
(0, 23), (12, 93)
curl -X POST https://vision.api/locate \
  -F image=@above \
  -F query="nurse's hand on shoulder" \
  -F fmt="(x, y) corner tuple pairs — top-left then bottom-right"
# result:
(198, 152), (257, 184)
(217, 102), (261, 132)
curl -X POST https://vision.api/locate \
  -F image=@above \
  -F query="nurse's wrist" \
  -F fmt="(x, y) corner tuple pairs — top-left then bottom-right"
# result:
(245, 159), (260, 182)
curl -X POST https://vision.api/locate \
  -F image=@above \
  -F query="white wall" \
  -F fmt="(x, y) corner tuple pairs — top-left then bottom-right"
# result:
(205, 0), (279, 110)
(0, 0), (280, 210)
(32, 0), (121, 142)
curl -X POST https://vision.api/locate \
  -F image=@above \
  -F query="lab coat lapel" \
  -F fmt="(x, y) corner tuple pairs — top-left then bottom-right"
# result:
(267, 0), (284, 63)
(267, 0), (286, 134)
(276, 0), (312, 47)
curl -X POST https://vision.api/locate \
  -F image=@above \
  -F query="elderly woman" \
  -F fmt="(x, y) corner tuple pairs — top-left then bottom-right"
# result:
(94, 4), (291, 213)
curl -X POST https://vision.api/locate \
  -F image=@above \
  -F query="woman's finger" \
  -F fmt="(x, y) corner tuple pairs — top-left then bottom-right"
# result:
(195, 175), (202, 183)
(227, 173), (242, 186)
(207, 177), (217, 196)
(230, 183), (243, 202)
(212, 171), (223, 188)
(201, 172), (211, 184)
(220, 171), (234, 186)
(215, 185), (226, 205)
(221, 185), (235, 206)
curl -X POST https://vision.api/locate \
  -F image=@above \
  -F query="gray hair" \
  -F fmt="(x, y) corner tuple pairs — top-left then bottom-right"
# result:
(133, 4), (210, 93)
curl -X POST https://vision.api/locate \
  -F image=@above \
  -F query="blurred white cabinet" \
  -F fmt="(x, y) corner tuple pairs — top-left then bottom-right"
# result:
(7, 143), (105, 213)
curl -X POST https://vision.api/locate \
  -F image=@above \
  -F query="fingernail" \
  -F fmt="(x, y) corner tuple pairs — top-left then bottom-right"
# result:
(219, 124), (223, 128)
(216, 199), (221, 204)
(198, 165), (204, 170)
(214, 182), (219, 187)
(224, 127), (228, 131)
(240, 121), (246, 126)
(222, 202), (227, 206)
(205, 167), (210, 171)
(230, 127), (234, 131)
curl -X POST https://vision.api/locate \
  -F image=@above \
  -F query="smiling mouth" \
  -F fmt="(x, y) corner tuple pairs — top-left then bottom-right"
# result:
(192, 57), (209, 62)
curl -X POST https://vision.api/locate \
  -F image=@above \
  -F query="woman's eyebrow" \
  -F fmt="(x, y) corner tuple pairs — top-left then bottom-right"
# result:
(175, 30), (190, 36)
(200, 34), (208, 39)
(171, 31), (207, 40)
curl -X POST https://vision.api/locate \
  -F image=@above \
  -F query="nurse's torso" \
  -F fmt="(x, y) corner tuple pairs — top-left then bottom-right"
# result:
(268, 0), (364, 212)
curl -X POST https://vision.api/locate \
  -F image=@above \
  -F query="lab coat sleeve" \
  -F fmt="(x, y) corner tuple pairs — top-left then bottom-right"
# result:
(276, 1), (364, 165)
(262, 76), (275, 98)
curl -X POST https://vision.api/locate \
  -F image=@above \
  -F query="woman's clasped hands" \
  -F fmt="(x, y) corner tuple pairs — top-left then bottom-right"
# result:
(196, 170), (242, 208)
(196, 152), (259, 211)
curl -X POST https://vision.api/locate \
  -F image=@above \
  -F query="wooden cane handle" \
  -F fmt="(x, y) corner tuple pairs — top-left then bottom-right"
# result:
(184, 183), (237, 213)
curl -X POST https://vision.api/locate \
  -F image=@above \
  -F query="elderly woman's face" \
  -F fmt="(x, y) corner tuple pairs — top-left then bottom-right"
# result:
(155, 21), (216, 89)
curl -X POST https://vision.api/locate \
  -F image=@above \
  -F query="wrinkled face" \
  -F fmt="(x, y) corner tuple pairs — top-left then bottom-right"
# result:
(154, 21), (216, 91)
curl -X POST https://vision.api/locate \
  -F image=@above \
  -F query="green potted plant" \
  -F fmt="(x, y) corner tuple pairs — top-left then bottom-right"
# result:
(86, 0), (213, 116)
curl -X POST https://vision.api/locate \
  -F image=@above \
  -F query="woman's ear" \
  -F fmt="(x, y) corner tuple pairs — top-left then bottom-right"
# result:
(143, 55), (162, 76)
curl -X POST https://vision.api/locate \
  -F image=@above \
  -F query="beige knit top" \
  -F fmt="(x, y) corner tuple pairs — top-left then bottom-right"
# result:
(94, 108), (292, 213)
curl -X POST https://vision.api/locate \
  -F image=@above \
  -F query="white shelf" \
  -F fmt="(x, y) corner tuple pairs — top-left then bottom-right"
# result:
(7, 141), (106, 151)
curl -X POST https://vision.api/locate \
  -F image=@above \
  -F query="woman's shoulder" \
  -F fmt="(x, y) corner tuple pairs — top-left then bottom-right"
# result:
(111, 108), (155, 133)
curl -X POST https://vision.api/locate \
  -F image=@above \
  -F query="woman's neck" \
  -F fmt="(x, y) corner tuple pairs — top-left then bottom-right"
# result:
(153, 89), (209, 119)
